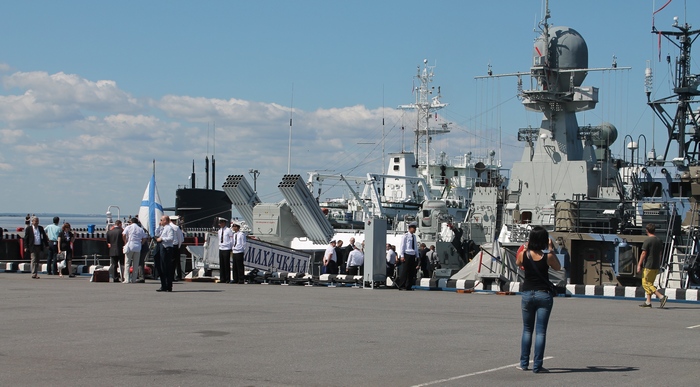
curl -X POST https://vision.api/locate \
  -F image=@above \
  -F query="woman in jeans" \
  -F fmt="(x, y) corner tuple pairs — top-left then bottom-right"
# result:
(515, 226), (561, 373)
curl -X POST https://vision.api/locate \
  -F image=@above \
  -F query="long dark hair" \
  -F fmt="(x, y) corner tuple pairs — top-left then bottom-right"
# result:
(527, 226), (549, 251)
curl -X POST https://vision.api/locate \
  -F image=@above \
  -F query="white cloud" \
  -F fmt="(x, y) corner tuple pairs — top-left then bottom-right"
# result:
(0, 129), (23, 144)
(3, 71), (141, 111)
(0, 66), (466, 214)
(155, 95), (289, 125)
(0, 71), (142, 130)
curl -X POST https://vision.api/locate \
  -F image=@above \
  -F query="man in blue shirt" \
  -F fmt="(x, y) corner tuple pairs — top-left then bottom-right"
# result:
(44, 217), (61, 275)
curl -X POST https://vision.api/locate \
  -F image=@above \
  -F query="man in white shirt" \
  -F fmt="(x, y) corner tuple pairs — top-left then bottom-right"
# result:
(218, 218), (234, 284)
(323, 240), (338, 274)
(345, 244), (364, 276)
(386, 243), (397, 279)
(231, 222), (247, 284)
(122, 218), (147, 283)
(154, 216), (175, 292)
(170, 217), (185, 281)
(397, 222), (418, 290)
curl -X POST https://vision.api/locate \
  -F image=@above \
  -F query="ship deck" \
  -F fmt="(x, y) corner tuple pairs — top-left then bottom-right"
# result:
(1, 273), (697, 386)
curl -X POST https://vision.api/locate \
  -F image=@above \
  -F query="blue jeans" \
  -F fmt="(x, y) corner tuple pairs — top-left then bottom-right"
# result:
(520, 290), (553, 372)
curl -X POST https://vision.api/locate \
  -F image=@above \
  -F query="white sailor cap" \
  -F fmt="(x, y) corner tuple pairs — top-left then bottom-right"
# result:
(231, 222), (241, 227)
(408, 222), (417, 228)
(218, 218), (228, 224)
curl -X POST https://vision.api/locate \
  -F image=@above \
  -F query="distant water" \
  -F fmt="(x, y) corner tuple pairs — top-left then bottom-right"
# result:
(0, 213), (126, 232)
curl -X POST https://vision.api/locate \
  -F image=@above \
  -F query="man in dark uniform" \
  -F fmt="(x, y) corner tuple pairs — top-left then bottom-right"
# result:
(106, 220), (125, 282)
(335, 240), (345, 274)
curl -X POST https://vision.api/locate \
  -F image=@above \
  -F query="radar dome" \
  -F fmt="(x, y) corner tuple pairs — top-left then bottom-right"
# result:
(592, 122), (617, 147)
(533, 26), (588, 90)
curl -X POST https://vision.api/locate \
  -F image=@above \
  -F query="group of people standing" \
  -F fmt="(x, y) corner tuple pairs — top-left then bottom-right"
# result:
(106, 218), (146, 284)
(322, 237), (364, 275)
(24, 216), (75, 278)
(218, 218), (248, 284)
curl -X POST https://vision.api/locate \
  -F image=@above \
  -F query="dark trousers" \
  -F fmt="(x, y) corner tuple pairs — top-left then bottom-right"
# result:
(232, 252), (245, 283)
(347, 266), (360, 276)
(154, 243), (173, 290)
(47, 243), (58, 275)
(398, 254), (417, 290)
(219, 250), (231, 283)
(171, 245), (183, 280)
(138, 245), (149, 280)
(322, 260), (338, 274)
(110, 254), (125, 282)
(386, 263), (395, 279)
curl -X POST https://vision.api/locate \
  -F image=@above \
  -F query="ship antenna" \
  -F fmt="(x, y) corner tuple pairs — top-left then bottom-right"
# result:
(382, 84), (386, 173)
(288, 83), (294, 175)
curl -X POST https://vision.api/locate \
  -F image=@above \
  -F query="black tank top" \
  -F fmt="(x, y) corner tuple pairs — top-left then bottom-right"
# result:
(523, 250), (551, 291)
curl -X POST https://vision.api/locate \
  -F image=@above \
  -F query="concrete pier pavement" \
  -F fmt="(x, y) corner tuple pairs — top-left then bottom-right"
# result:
(0, 273), (698, 386)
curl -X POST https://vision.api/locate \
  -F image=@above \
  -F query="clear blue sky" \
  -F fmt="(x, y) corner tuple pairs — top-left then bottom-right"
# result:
(0, 0), (697, 215)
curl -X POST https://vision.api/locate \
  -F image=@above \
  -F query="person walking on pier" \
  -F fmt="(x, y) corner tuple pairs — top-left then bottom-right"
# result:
(637, 223), (668, 308)
(397, 222), (418, 290)
(45, 216), (61, 275)
(218, 218), (233, 284)
(57, 223), (75, 277)
(515, 226), (561, 373)
(24, 217), (48, 279)
(106, 220), (125, 283)
(231, 222), (247, 284)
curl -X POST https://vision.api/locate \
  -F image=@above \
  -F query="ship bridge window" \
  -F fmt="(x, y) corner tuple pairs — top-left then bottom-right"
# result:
(393, 165), (400, 171)
(670, 182), (690, 197)
(394, 157), (400, 163)
(640, 182), (663, 197)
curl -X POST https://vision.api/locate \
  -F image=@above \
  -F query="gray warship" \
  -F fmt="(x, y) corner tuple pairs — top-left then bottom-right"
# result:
(453, 2), (700, 293)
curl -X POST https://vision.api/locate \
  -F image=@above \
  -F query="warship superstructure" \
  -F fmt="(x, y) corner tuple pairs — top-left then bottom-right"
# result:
(457, 2), (700, 291)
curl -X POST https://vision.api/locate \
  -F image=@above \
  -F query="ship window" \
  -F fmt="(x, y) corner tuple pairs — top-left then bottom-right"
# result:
(394, 157), (400, 163)
(670, 182), (690, 197)
(520, 211), (532, 224)
(393, 165), (400, 171)
(454, 171), (459, 177)
(639, 182), (663, 197)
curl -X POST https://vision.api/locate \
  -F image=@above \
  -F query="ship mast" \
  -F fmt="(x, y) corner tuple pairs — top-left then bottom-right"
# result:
(648, 19), (700, 163)
(398, 59), (451, 173)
